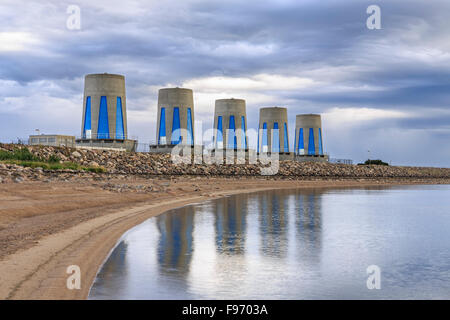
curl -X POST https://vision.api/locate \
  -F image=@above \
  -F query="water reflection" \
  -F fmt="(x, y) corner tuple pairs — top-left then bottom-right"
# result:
(295, 190), (322, 264)
(88, 241), (129, 298)
(156, 206), (195, 277)
(100, 241), (129, 281)
(89, 185), (450, 299)
(258, 191), (289, 258)
(214, 195), (248, 255)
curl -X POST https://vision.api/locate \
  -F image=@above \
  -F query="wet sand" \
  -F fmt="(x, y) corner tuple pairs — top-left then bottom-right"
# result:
(0, 176), (448, 299)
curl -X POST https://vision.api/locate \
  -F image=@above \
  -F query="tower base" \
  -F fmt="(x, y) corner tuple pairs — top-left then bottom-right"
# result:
(294, 154), (329, 163)
(76, 139), (137, 152)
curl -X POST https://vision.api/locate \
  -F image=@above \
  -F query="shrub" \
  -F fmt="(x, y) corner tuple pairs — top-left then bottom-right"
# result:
(2, 160), (107, 172)
(0, 148), (106, 173)
(0, 148), (40, 161)
(358, 159), (389, 166)
(48, 155), (61, 163)
(0, 150), (11, 160)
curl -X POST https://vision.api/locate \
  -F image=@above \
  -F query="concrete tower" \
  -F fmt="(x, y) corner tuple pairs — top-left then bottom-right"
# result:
(258, 107), (290, 154)
(81, 73), (127, 140)
(213, 98), (248, 150)
(294, 114), (326, 160)
(156, 88), (194, 146)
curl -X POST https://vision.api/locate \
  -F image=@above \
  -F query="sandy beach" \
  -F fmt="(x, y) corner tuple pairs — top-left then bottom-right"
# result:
(0, 175), (449, 300)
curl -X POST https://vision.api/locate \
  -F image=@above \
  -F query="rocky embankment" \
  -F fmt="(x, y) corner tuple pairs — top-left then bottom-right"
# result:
(1, 144), (450, 184)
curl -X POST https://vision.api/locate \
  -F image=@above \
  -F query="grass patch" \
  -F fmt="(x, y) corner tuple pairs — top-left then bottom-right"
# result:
(83, 166), (106, 173)
(0, 148), (40, 161)
(48, 155), (61, 163)
(0, 148), (106, 173)
(2, 159), (106, 173)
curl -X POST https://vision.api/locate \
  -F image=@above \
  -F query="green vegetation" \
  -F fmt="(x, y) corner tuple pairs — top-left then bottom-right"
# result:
(84, 166), (106, 173)
(0, 148), (106, 173)
(0, 148), (40, 161)
(48, 154), (61, 163)
(3, 160), (79, 170)
(358, 159), (389, 166)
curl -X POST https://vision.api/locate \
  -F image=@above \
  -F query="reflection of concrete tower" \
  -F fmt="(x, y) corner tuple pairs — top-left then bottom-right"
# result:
(295, 190), (323, 264)
(78, 73), (136, 151)
(81, 73), (127, 140)
(213, 99), (248, 150)
(258, 191), (289, 258)
(156, 88), (194, 146)
(294, 114), (328, 162)
(258, 107), (291, 157)
(157, 206), (194, 276)
(214, 195), (247, 254)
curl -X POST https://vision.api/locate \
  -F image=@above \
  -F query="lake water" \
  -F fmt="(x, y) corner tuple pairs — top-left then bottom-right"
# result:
(89, 185), (450, 299)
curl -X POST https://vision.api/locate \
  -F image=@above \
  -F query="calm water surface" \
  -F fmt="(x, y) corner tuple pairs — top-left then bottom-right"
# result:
(89, 185), (450, 299)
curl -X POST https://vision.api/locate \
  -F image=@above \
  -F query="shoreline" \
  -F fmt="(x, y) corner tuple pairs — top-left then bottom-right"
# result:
(0, 177), (449, 300)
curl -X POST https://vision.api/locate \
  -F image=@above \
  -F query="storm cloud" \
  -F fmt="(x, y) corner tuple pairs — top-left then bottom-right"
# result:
(1, 0), (449, 166)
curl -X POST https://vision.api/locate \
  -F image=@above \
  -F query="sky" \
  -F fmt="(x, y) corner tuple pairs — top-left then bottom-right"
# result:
(1, 0), (449, 167)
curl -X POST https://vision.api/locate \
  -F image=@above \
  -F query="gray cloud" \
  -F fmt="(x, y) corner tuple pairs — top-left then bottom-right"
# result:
(0, 0), (449, 166)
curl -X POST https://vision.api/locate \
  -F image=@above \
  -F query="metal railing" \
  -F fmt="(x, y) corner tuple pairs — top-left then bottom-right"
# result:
(329, 158), (353, 165)
(0, 138), (30, 145)
(135, 143), (151, 153)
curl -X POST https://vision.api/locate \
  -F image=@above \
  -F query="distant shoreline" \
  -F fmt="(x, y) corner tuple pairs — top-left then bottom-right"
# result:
(0, 176), (449, 300)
